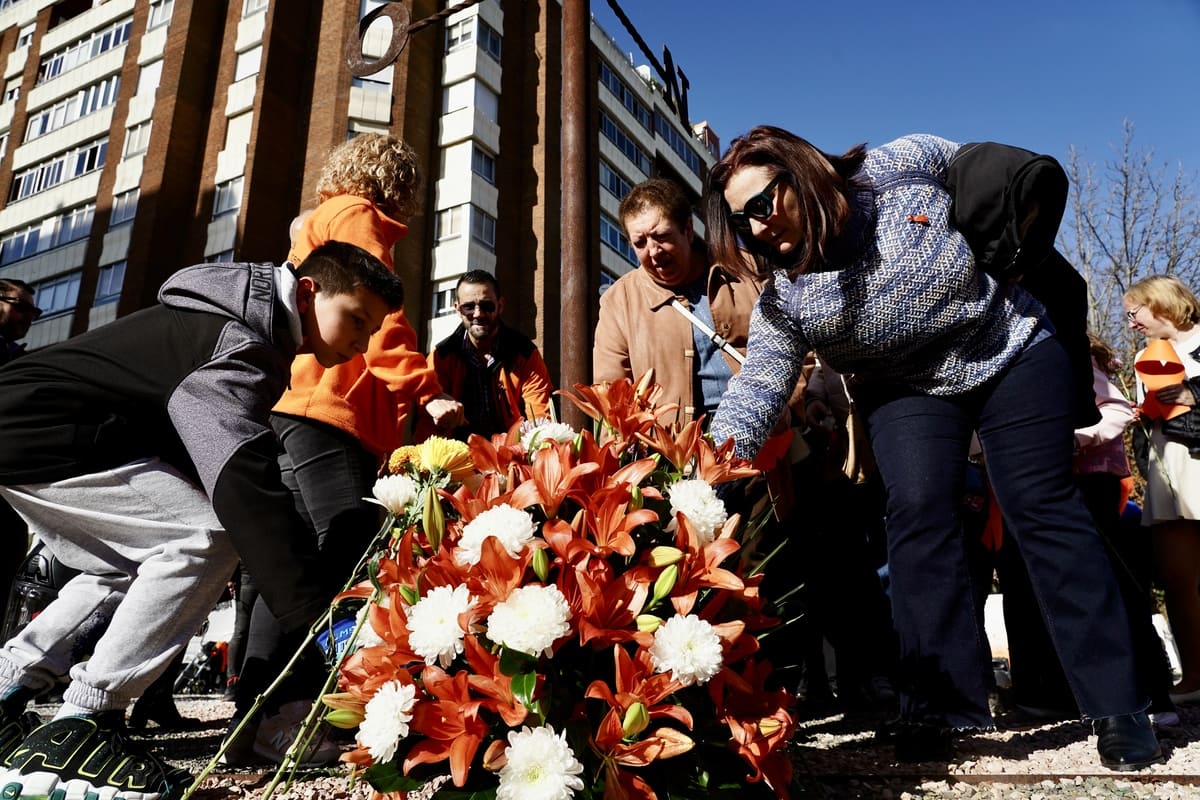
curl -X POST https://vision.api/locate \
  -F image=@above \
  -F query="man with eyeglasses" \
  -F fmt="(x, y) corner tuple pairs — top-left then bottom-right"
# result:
(0, 280), (39, 367)
(417, 270), (553, 440)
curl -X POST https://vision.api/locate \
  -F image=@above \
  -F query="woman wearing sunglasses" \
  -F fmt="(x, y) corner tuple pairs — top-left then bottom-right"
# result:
(705, 126), (1160, 770)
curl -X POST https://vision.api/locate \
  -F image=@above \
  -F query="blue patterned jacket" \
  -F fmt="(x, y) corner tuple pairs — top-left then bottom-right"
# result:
(710, 135), (1045, 459)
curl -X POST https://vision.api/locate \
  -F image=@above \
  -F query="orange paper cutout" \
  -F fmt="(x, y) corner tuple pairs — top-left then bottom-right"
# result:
(1135, 338), (1189, 420)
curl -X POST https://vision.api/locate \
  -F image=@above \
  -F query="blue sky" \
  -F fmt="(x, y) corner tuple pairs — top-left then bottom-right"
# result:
(591, 0), (1200, 177)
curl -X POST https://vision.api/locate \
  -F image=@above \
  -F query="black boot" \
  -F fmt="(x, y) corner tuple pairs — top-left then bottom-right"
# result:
(1095, 712), (1163, 771)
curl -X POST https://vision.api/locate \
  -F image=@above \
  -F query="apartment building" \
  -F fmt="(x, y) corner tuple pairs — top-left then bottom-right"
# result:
(0, 0), (717, 380)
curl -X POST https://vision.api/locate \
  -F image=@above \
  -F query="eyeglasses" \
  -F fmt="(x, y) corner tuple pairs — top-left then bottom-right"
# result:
(727, 173), (786, 232)
(458, 300), (497, 315)
(1125, 305), (1143, 323)
(0, 296), (42, 320)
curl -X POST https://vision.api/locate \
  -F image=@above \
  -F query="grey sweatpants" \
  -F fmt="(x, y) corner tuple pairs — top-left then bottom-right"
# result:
(0, 458), (237, 712)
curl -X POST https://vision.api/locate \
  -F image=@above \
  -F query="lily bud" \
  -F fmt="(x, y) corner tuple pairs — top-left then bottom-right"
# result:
(646, 546), (683, 567)
(482, 739), (508, 771)
(324, 708), (365, 729)
(636, 614), (663, 633)
(422, 487), (445, 553)
(531, 547), (550, 583)
(398, 584), (419, 606)
(651, 565), (678, 604)
(629, 485), (643, 510)
(622, 702), (649, 738)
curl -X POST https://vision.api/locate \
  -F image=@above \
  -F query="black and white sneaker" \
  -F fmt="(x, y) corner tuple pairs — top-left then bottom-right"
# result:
(0, 712), (193, 800)
(0, 708), (40, 766)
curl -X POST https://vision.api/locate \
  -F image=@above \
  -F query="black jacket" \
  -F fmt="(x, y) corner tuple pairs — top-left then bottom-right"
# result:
(0, 262), (328, 632)
(946, 141), (1099, 427)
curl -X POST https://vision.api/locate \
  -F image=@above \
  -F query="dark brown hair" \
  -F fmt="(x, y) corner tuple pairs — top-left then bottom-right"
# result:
(618, 177), (692, 232)
(704, 125), (867, 279)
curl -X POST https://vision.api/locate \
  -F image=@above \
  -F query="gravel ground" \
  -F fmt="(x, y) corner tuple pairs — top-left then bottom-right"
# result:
(25, 695), (1200, 799)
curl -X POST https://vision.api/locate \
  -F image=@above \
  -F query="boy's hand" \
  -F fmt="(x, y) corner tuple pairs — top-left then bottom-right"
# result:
(426, 394), (465, 428)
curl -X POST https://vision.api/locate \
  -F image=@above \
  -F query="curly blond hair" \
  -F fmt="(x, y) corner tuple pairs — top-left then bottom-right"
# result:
(315, 133), (422, 222)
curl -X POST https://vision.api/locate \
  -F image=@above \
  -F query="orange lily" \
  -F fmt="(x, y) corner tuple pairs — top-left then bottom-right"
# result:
(668, 515), (744, 615)
(404, 665), (489, 787)
(634, 418), (705, 475)
(693, 434), (760, 486)
(708, 659), (796, 797)
(508, 439), (599, 519)
(462, 633), (529, 726)
(569, 565), (654, 647)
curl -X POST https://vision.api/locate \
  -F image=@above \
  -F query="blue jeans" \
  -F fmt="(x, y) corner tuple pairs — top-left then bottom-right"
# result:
(861, 336), (1143, 728)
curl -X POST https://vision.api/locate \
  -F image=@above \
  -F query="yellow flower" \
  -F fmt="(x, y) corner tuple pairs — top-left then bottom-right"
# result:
(417, 436), (474, 482)
(388, 445), (421, 475)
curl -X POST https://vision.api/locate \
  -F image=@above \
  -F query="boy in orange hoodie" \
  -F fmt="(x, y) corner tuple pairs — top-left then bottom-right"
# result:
(226, 134), (462, 766)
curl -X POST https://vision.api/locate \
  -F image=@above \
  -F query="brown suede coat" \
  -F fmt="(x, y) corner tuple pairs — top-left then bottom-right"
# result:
(593, 262), (804, 426)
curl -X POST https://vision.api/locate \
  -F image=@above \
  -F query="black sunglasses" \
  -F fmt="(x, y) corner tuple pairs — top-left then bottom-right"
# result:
(727, 173), (786, 232)
(0, 296), (43, 320)
(458, 300), (497, 315)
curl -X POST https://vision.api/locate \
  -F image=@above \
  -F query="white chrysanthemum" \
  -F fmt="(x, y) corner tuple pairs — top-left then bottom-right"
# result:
(649, 614), (723, 687)
(354, 603), (385, 649)
(520, 420), (577, 452)
(496, 725), (585, 800)
(371, 474), (420, 516)
(486, 584), (572, 657)
(667, 479), (727, 546)
(455, 504), (537, 566)
(356, 679), (417, 763)
(406, 585), (475, 667)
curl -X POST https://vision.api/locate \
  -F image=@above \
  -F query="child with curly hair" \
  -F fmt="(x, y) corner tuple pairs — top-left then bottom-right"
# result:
(225, 134), (462, 766)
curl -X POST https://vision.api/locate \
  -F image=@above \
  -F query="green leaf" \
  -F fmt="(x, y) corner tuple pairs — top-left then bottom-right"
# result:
(498, 646), (536, 676)
(364, 761), (425, 792)
(510, 670), (537, 710)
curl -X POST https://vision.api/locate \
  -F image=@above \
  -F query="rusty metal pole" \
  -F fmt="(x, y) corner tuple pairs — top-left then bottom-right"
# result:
(559, 0), (589, 428)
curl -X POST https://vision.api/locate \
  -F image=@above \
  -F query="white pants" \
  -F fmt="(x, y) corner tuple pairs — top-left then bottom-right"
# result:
(0, 458), (237, 712)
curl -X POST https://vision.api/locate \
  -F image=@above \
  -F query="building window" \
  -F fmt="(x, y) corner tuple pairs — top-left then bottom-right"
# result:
(123, 121), (152, 158)
(148, 0), (174, 29)
(243, 0), (268, 16)
(37, 17), (132, 85)
(471, 145), (496, 184)
(599, 160), (631, 201)
(655, 112), (702, 178)
(599, 111), (651, 176)
(95, 261), (126, 304)
(110, 189), (138, 226)
(3, 80), (19, 105)
(16, 24), (34, 49)
(234, 45), (262, 82)
(213, 177), (243, 218)
(26, 75), (122, 142)
(599, 268), (618, 297)
(9, 138), (108, 202)
(475, 82), (499, 123)
(478, 19), (501, 62)
(599, 61), (652, 132)
(600, 214), (638, 267)
(32, 271), (82, 318)
(0, 225), (39, 265)
(0, 205), (95, 264)
(0, 133), (7, 162)
(436, 206), (464, 240)
(432, 284), (457, 317)
(471, 207), (496, 251)
(442, 80), (470, 114)
(50, 204), (94, 249)
(445, 18), (473, 51)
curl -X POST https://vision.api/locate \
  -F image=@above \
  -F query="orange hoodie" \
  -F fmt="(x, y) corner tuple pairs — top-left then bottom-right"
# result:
(273, 195), (443, 457)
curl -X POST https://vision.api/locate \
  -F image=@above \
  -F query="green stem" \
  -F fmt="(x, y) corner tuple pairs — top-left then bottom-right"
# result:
(181, 514), (396, 800)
